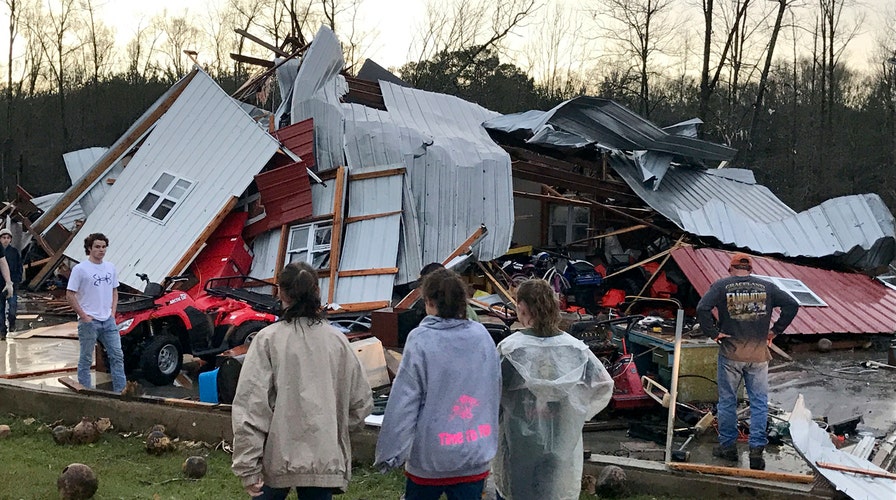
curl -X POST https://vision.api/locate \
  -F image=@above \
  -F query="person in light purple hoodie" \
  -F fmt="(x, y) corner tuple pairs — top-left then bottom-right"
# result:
(375, 267), (500, 500)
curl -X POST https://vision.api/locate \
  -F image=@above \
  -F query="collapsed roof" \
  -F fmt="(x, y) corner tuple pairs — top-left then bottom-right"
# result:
(485, 100), (896, 269)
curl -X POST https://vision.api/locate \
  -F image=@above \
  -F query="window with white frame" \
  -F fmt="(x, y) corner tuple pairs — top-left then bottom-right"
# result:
(134, 172), (194, 223)
(286, 221), (332, 269)
(549, 204), (589, 246)
(752, 274), (827, 307)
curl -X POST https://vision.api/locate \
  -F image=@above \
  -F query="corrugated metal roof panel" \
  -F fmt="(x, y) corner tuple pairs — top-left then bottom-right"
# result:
(484, 97), (737, 166)
(332, 165), (403, 305)
(672, 246), (896, 334)
(273, 118), (314, 167)
(379, 82), (514, 264)
(62, 147), (112, 217)
(31, 193), (83, 231)
(245, 162), (313, 238)
(63, 69), (281, 289)
(613, 156), (896, 268)
(289, 26), (346, 171)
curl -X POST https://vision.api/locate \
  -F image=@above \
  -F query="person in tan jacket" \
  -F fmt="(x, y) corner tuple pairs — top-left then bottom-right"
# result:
(231, 262), (373, 499)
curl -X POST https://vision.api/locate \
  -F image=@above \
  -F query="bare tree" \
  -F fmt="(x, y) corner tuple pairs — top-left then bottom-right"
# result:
(406, 0), (537, 85)
(30, 0), (81, 147)
(697, 0), (752, 124)
(124, 20), (163, 83)
(748, 0), (792, 140)
(153, 9), (201, 79)
(78, 0), (115, 84)
(520, 1), (589, 100)
(595, 0), (678, 117)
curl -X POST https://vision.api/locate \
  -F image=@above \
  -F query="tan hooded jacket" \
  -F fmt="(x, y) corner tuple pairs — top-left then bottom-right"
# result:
(231, 318), (373, 490)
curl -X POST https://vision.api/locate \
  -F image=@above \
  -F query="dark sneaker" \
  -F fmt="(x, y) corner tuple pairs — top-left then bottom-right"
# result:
(749, 446), (766, 470)
(713, 444), (738, 462)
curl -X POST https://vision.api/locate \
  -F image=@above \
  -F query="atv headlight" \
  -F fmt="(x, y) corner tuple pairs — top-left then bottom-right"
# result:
(117, 318), (134, 332)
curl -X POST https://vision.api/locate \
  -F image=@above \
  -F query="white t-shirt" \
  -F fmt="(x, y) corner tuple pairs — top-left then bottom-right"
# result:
(67, 260), (119, 321)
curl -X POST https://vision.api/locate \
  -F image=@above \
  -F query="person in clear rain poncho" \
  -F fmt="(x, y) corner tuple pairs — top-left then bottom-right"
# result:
(493, 279), (614, 500)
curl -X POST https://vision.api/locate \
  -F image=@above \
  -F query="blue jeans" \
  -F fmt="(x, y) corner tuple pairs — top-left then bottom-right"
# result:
(405, 477), (486, 500)
(256, 485), (332, 500)
(717, 355), (769, 449)
(0, 283), (17, 332)
(78, 317), (126, 393)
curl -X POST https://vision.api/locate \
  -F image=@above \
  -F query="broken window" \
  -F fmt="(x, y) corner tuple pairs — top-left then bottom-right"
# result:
(287, 221), (332, 269)
(549, 204), (589, 246)
(134, 172), (194, 223)
(752, 274), (827, 307)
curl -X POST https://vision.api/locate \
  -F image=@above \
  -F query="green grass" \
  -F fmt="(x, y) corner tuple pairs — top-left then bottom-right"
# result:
(0, 414), (678, 499)
(0, 414), (405, 500)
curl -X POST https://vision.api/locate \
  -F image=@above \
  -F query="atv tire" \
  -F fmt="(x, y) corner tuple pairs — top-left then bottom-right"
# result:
(230, 321), (269, 348)
(140, 335), (183, 386)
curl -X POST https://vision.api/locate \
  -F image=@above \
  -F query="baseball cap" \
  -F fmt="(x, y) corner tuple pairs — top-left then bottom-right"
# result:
(729, 252), (752, 268)
(0, 228), (11, 238)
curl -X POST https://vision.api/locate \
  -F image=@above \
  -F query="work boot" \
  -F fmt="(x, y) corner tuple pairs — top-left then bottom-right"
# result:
(713, 444), (738, 462)
(749, 446), (766, 470)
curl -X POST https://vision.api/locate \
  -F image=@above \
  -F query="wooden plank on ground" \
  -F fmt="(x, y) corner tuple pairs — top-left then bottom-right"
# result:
(769, 341), (793, 361)
(58, 376), (225, 410)
(667, 463), (815, 483)
(815, 461), (896, 480)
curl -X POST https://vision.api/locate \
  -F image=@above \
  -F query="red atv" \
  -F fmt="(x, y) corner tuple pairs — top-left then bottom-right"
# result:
(115, 274), (280, 385)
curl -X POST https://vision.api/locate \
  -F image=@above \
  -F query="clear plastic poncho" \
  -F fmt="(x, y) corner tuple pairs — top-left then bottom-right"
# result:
(492, 331), (614, 500)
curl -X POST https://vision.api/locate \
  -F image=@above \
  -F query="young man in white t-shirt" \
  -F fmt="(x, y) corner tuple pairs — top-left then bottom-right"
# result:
(66, 233), (126, 393)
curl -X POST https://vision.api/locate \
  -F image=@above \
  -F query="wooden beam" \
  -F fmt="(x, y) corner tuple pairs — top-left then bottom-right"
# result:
(815, 461), (896, 480)
(631, 235), (686, 301)
(33, 71), (199, 234)
(167, 197), (238, 277)
(667, 463), (815, 484)
(344, 210), (403, 224)
(513, 190), (593, 207)
(604, 247), (674, 280)
(337, 268), (398, 277)
(348, 167), (406, 181)
(275, 224), (289, 279)
(568, 224), (649, 246)
(229, 53), (275, 67)
(231, 44), (308, 99)
(327, 167), (347, 304)
(27, 221), (83, 291)
(234, 29), (290, 57)
(332, 301), (391, 313)
(394, 225), (489, 309)
(476, 261), (518, 309)
(512, 161), (640, 204)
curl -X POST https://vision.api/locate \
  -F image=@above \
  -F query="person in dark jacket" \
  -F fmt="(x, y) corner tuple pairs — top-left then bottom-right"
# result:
(697, 252), (799, 470)
(0, 228), (22, 339)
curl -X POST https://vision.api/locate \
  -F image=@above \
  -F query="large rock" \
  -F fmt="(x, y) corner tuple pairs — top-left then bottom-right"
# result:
(596, 465), (628, 497)
(57, 463), (98, 500)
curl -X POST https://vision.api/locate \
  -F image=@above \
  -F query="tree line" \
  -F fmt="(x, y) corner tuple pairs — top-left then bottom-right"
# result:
(0, 0), (894, 217)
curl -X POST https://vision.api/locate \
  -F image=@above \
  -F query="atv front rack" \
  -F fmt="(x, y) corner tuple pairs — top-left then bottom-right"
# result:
(204, 275), (281, 315)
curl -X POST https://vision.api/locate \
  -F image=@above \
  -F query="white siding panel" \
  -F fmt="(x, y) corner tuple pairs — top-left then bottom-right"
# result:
(248, 230), (281, 281)
(63, 70), (280, 290)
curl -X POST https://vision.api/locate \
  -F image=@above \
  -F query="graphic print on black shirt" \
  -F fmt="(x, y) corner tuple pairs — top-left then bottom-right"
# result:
(724, 282), (767, 321)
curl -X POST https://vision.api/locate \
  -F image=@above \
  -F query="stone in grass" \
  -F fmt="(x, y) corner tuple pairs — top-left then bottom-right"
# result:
(57, 463), (98, 500)
(595, 465), (628, 498)
(145, 430), (174, 455)
(72, 417), (100, 445)
(52, 425), (73, 445)
(0, 424), (10, 438)
(182, 456), (208, 479)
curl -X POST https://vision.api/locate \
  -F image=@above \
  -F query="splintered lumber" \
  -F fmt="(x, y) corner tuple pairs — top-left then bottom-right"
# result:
(666, 463), (815, 484)
(814, 461), (896, 480)
(475, 262), (518, 309)
(394, 225), (488, 309)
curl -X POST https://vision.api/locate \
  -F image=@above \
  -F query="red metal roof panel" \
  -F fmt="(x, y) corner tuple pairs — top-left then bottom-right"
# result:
(244, 161), (313, 239)
(273, 117), (314, 167)
(672, 246), (896, 335)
